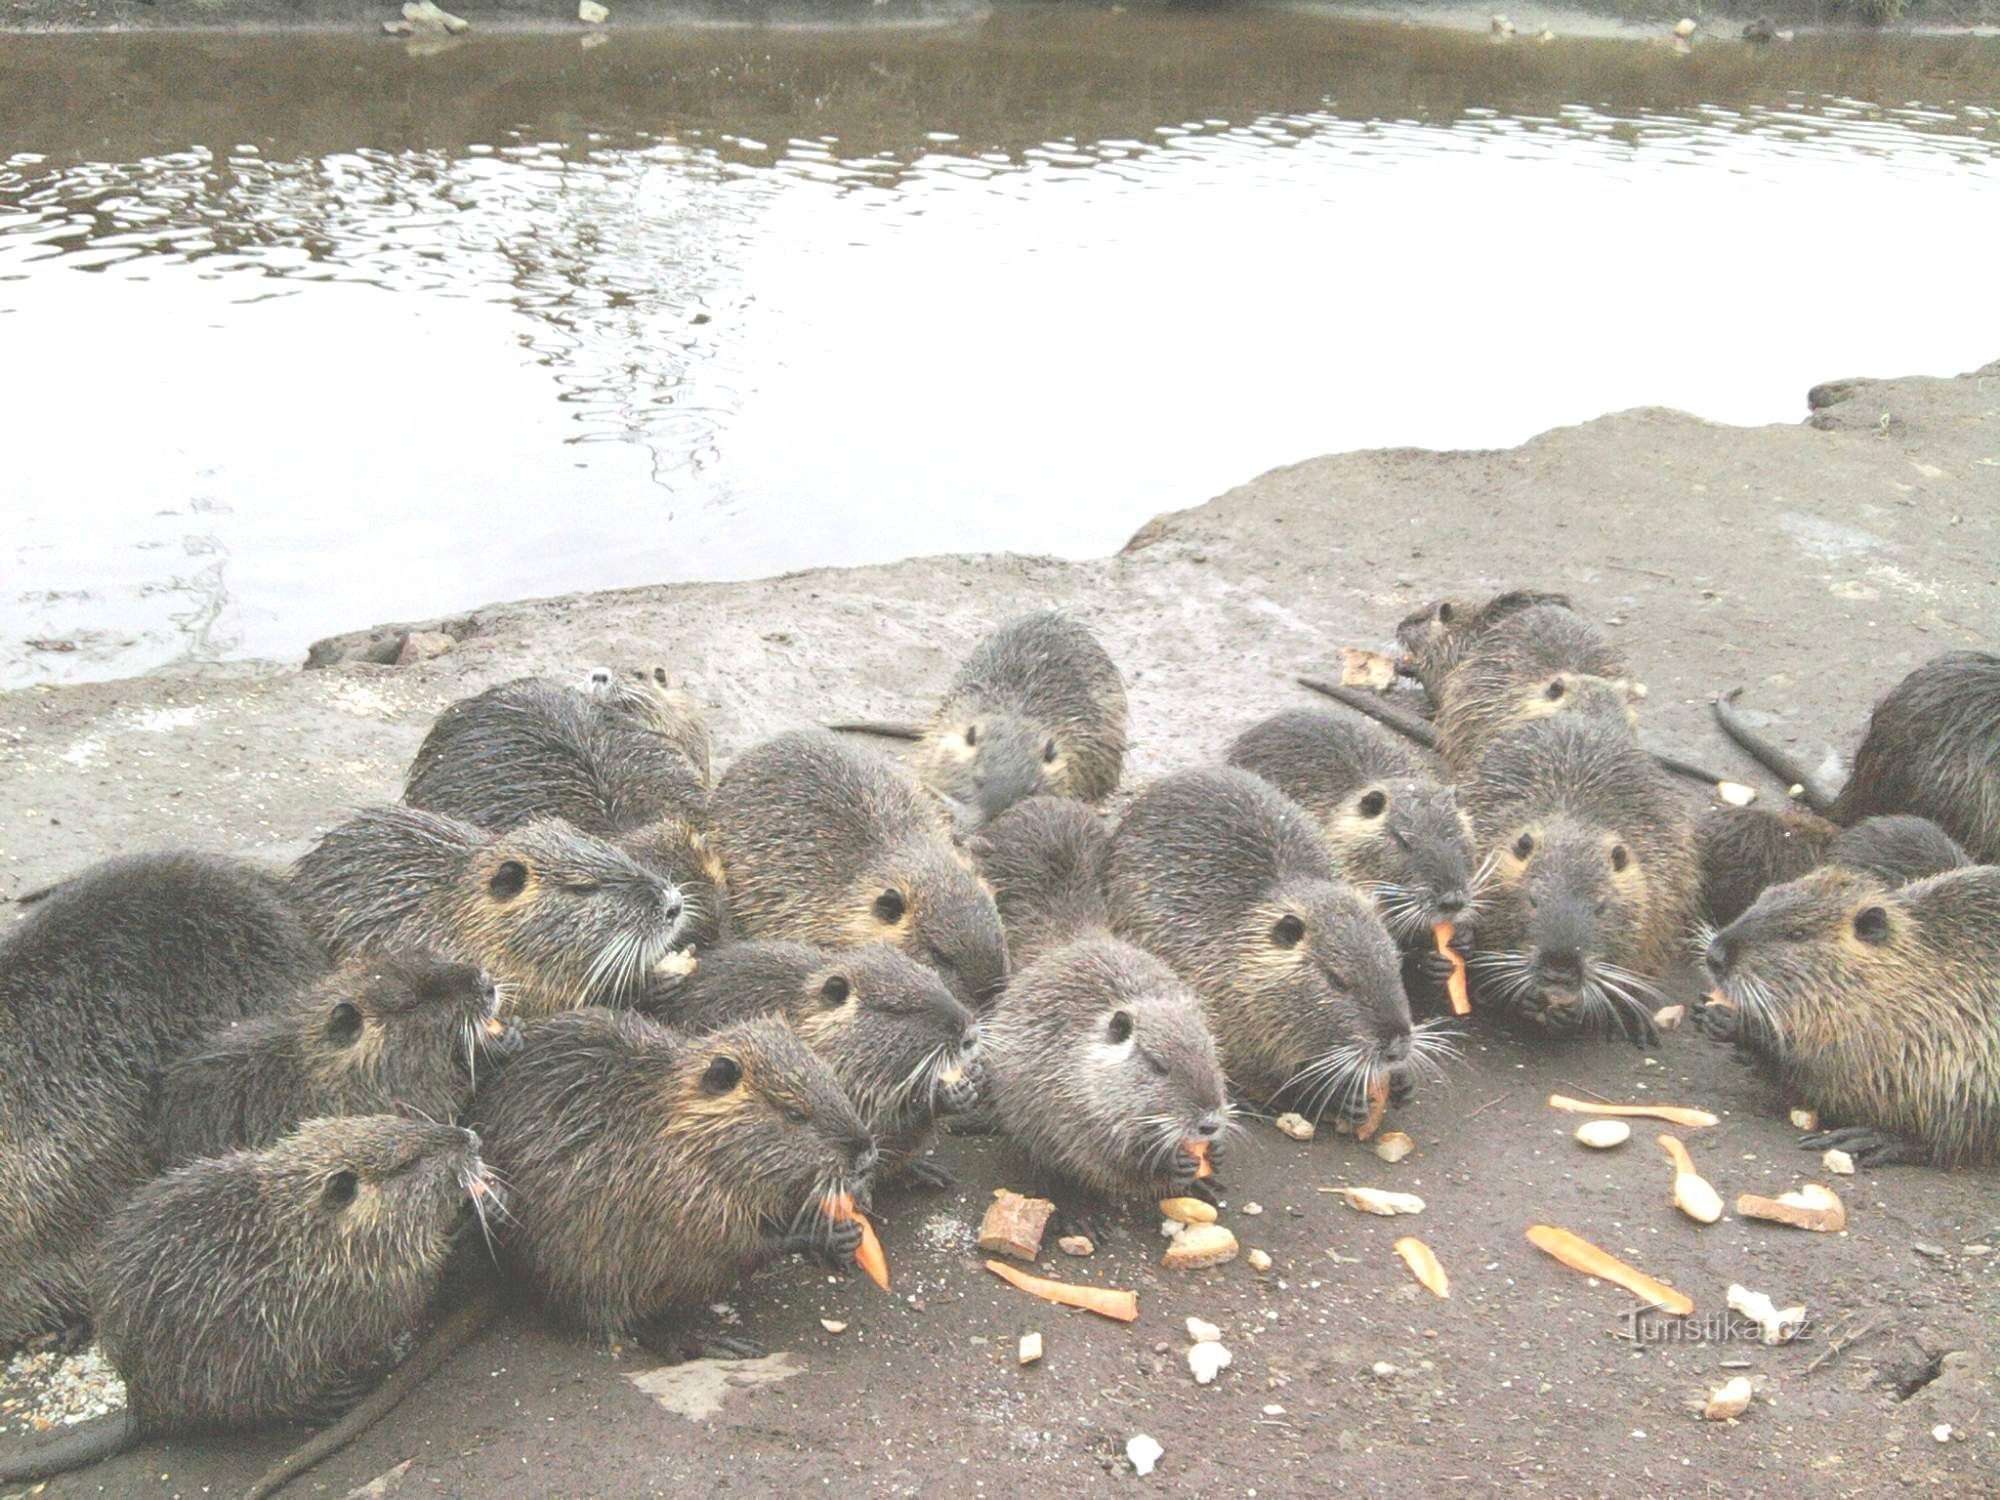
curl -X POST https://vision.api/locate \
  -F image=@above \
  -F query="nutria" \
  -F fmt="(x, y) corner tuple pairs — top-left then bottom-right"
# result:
(1824, 814), (1972, 885)
(984, 934), (1231, 1200)
(0, 853), (326, 1348)
(1714, 653), (2000, 862)
(0, 1115), (489, 1485)
(1462, 717), (1698, 1046)
(968, 795), (1114, 971)
(405, 673), (710, 836)
(468, 1008), (875, 1340)
(1394, 589), (1577, 700)
(587, 665), (713, 786)
(709, 730), (1009, 1008)
(832, 610), (1127, 825)
(1226, 709), (1477, 991)
(1700, 863), (2000, 1166)
(153, 952), (520, 1168)
(615, 813), (733, 956)
(1696, 804), (1839, 928)
(643, 939), (980, 1189)
(1104, 768), (1437, 1122)
(290, 805), (690, 1019)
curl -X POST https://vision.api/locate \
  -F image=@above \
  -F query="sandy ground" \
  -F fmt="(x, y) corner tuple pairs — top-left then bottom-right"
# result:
(2, 361), (1998, 1496)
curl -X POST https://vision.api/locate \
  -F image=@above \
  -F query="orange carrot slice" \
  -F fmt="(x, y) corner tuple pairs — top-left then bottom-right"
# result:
(1525, 1224), (1694, 1316)
(1393, 1236), (1449, 1298)
(1434, 923), (1470, 1016)
(1703, 989), (1736, 1010)
(1356, 1073), (1390, 1141)
(1187, 1139), (1214, 1180)
(823, 1193), (891, 1292)
(1546, 1094), (1718, 1129)
(984, 1260), (1139, 1322)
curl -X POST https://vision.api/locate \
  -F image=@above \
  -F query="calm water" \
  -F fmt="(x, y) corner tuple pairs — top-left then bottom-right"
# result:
(3, 11), (1998, 686)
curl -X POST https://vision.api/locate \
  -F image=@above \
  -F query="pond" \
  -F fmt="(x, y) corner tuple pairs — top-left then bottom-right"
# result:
(3, 9), (1996, 685)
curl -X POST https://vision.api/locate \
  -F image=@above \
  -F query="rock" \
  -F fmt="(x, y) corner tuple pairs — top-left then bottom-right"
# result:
(820, 1319), (847, 1334)
(1161, 1224), (1239, 1270)
(1575, 1120), (1631, 1149)
(1703, 1376), (1753, 1421)
(394, 630), (456, 665)
(1159, 1197), (1218, 1225)
(1823, 1149), (1854, 1175)
(1187, 1341), (1232, 1385)
(578, 0), (608, 18)
(1274, 1113), (1315, 1141)
(1373, 1131), (1415, 1163)
(1185, 1317), (1221, 1344)
(978, 1191), (1056, 1260)
(1247, 1248), (1273, 1272)
(1057, 1235), (1095, 1257)
(1735, 1182), (1846, 1233)
(1017, 1332), (1042, 1365)
(1126, 1434), (1164, 1476)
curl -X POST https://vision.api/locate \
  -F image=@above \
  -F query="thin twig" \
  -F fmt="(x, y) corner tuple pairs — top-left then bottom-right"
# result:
(1464, 1093), (1508, 1120)
(1805, 1316), (1885, 1376)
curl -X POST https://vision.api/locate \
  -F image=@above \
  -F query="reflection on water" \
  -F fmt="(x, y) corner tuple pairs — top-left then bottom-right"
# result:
(3, 13), (1998, 685)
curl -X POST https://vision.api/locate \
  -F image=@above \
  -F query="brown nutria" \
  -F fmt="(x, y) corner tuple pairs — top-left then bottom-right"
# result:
(642, 939), (980, 1189)
(967, 794), (1114, 971)
(1824, 814), (1972, 885)
(289, 806), (691, 1019)
(1696, 804), (1840, 928)
(1394, 589), (1577, 700)
(153, 952), (521, 1168)
(1700, 863), (2000, 1167)
(709, 730), (1009, 1009)
(467, 1008), (875, 1342)
(587, 665), (713, 786)
(1462, 717), (1698, 1047)
(832, 610), (1127, 825)
(1435, 667), (1641, 773)
(1714, 653), (2000, 861)
(1226, 709), (1477, 995)
(1104, 768), (1442, 1123)
(0, 1116), (490, 1485)
(0, 853), (327, 1348)
(984, 934), (1230, 1200)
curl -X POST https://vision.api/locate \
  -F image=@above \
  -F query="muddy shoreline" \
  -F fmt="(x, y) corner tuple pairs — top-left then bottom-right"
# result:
(3, 361), (1997, 1497)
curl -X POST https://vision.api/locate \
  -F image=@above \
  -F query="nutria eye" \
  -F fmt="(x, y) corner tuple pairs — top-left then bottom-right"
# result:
(488, 860), (528, 901)
(1436, 602), (1455, 624)
(1107, 1010), (1133, 1045)
(1358, 790), (1388, 818)
(1043, 739), (1058, 764)
(1545, 679), (1565, 701)
(964, 725), (978, 747)
(1853, 906), (1890, 945)
(782, 1104), (808, 1125)
(1513, 834), (1535, 861)
(327, 1001), (363, 1045)
(1271, 914), (1305, 948)
(321, 1170), (358, 1211)
(700, 1055), (741, 1094)
(1610, 845), (1630, 873)
(820, 975), (851, 1007)
(873, 889), (906, 924)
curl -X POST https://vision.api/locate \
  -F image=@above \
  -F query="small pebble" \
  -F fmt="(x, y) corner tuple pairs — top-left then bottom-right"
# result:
(1247, 1248), (1273, 1272)
(1186, 1317), (1221, 1345)
(1241, 1202), (1264, 1216)
(1187, 1342), (1232, 1385)
(1018, 1332), (1042, 1366)
(1933, 1423), (1953, 1443)
(820, 1319), (847, 1335)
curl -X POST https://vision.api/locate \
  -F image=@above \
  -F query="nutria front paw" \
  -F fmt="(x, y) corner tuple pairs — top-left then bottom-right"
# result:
(1699, 1001), (1740, 1045)
(897, 1159), (958, 1192)
(485, 1019), (526, 1057)
(1388, 1068), (1416, 1106)
(937, 1067), (983, 1115)
(1798, 1125), (1923, 1167)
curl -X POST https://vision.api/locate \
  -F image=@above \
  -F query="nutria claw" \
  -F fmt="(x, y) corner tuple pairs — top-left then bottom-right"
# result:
(1798, 1125), (1922, 1167)
(786, 1217), (863, 1272)
(1698, 1002), (1740, 1045)
(898, 1160), (958, 1192)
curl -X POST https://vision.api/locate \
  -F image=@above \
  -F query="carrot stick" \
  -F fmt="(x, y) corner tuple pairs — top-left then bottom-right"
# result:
(1187, 1139), (1214, 1180)
(1434, 923), (1471, 1016)
(1394, 1236), (1449, 1298)
(1525, 1224), (1694, 1316)
(1356, 1073), (1390, 1141)
(984, 1260), (1139, 1322)
(823, 1193), (891, 1292)
(1703, 989), (1735, 1010)
(1546, 1094), (1718, 1129)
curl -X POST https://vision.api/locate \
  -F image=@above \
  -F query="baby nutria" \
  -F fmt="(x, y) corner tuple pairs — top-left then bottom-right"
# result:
(984, 934), (1230, 1200)
(1462, 716), (1698, 1046)
(1701, 863), (2000, 1167)
(468, 1009), (875, 1342)
(153, 952), (520, 1168)
(1104, 767), (1434, 1123)
(1394, 589), (1578, 700)
(1715, 651), (2000, 862)
(0, 1116), (489, 1485)
(643, 939), (980, 1189)
(709, 729), (1008, 1008)
(0, 852), (327, 1348)
(290, 805), (690, 1018)
(833, 610), (1128, 825)
(968, 795), (1114, 971)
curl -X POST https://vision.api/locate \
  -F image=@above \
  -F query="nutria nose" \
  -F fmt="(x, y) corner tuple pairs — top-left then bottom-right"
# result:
(851, 1140), (880, 1175)
(1434, 892), (1468, 919)
(460, 1127), (482, 1153)
(661, 893), (685, 925)
(1539, 947), (1584, 985)
(1192, 1111), (1225, 1140)
(1380, 1033), (1412, 1064)
(960, 1025), (981, 1052)
(1704, 934), (1734, 980)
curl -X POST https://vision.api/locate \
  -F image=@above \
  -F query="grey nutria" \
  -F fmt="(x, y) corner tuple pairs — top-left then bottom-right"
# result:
(154, 952), (520, 1167)
(0, 852), (326, 1347)
(834, 610), (1127, 826)
(1824, 814), (1972, 885)
(1696, 808), (1968, 928)
(290, 805), (691, 1018)
(1462, 717), (1698, 1046)
(709, 729), (1008, 1008)
(1714, 652), (2000, 862)
(0, 1116), (490, 1485)
(643, 939), (980, 1189)
(468, 1009), (876, 1343)
(1701, 863), (2000, 1167)
(968, 794), (1115, 971)
(1105, 767), (1437, 1123)
(1395, 589), (1577, 701)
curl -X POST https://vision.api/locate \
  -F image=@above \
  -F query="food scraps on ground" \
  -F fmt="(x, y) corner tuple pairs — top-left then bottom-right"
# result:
(824, 1193), (891, 1291)
(1717, 782), (1757, 807)
(1340, 647), (1399, 690)
(1275, 1113), (1315, 1141)
(1788, 1107), (1819, 1131)
(984, 1260), (1138, 1322)
(1736, 1183), (1845, 1233)
(1126, 1435), (1164, 1476)
(1575, 1119), (1631, 1149)
(1703, 1376), (1754, 1421)
(1162, 1224), (1240, 1270)
(1187, 1341), (1232, 1385)
(978, 1191), (1056, 1260)
(1247, 1248), (1273, 1271)
(1188, 1138), (1215, 1179)
(1822, 1149), (1855, 1176)
(1186, 1317), (1221, 1344)
(1434, 924), (1471, 1015)
(1017, 1332), (1043, 1365)
(1373, 1131), (1415, 1163)
(1525, 1224), (1694, 1316)
(1394, 1236), (1449, 1298)
(1357, 1074), (1391, 1141)
(1652, 1004), (1687, 1031)
(1726, 1284), (1806, 1345)
(1658, 1135), (1724, 1224)
(1341, 1187), (1425, 1217)
(1160, 1197), (1218, 1225)
(1058, 1235), (1095, 1257)
(1547, 1094), (1719, 1128)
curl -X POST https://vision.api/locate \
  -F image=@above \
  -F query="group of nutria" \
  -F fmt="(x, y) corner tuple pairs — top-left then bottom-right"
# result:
(1, 601), (1995, 1493)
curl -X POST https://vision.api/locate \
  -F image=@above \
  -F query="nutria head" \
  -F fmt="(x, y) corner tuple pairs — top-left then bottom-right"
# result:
(620, 815), (732, 956)
(839, 837), (1009, 1011)
(586, 665), (712, 785)
(1330, 777), (1479, 942)
(307, 952), (518, 1097)
(277, 1115), (494, 1251)
(1694, 803), (1839, 928)
(969, 794), (1112, 971)
(789, 945), (982, 1132)
(1701, 864), (1895, 1053)
(1396, 589), (1575, 693)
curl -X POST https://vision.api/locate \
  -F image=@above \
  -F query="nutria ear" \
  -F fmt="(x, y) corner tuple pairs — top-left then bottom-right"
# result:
(1358, 789), (1388, 818)
(321, 1170), (359, 1212)
(872, 888), (907, 924)
(700, 1055), (742, 1094)
(1106, 1010), (1134, 1045)
(488, 860), (529, 901)
(819, 974), (852, 1008)
(1853, 905), (1891, 945)
(1271, 913), (1306, 949)
(327, 1001), (364, 1045)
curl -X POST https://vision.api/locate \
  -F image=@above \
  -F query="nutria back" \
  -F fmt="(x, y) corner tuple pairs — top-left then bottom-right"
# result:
(154, 952), (516, 1169)
(95, 1115), (485, 1430)
(0, 853), (326, 1345)
(469, 1009), (874, 1335)
(1833, 650), (2000, 861)
(916, 610), (1128, 823)
(1825, 814), (1973, 886)
(710, 730), (1008, 1008)
(1429, 602), (1632, 771)
(1396, 589), (1576, 700)
(1695, 804), (1839, 928)
(970, 795), (1113, 970)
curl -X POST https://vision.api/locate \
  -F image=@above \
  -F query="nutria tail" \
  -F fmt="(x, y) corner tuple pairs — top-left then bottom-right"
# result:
(1295, 678), (1441, 750)
(1712, 690), (1838, 812)
(1643, 744), (1738, 791)
(0, 1409), (137, 1483)
(827, 720), (926, 740)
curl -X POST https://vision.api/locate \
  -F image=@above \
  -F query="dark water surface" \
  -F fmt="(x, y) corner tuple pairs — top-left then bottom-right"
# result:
(3, 12), (1997, 685)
